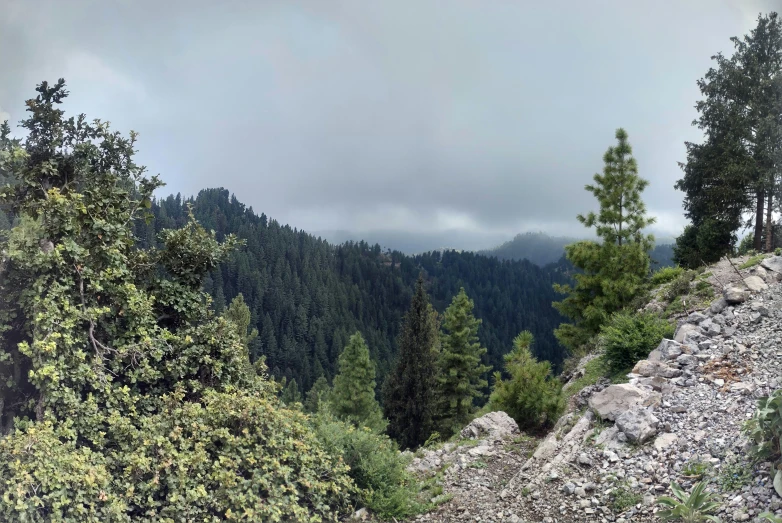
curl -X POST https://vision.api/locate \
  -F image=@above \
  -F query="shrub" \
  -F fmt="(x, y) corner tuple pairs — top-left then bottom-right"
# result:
(313, 412), (426, 520)
(600, 312), (674, 375)
(656, 482), (721, 522)
(652, 266), (685, 286)
(665, 271), (695, 302)
(744, 389), (782, 497)
(739, 253), (766, 269)
(775, 247), (782, 256)
(489, 331), (565, 432)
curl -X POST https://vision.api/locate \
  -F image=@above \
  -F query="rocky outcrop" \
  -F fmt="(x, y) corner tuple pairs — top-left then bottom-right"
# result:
(460, 411), (520, 440)
(588, 384), (661, 421)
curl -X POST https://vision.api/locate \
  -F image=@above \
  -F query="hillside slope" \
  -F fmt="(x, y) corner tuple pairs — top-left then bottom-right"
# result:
(404, 255), (782, 522)
(135, 189), (570, 391)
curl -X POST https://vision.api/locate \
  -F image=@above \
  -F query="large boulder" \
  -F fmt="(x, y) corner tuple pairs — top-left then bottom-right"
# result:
(761, 255), (782, 273)
(744, 275), (768, 292)
(588, 384), (661, 421)
(710, 297), (727, 314)
(460, 411), (519, 440)
(632, 360), (682, 378)
(616, 408), (659, 443)
(724, 286), (748, 304)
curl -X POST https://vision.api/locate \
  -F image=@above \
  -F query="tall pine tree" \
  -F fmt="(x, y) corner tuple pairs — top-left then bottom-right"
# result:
(383, 274), (440, 449)
(554, 128), (655, 352)
(437, 288), (490, 437)
(330, 331), (386, 432)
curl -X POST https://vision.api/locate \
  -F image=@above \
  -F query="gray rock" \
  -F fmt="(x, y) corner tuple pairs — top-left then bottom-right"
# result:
(675, 354), (698, 367)
(761, 255), (782, 273)
(675, 323), (703, 343)
(460, 411), (519, 440)
(710, 297), (728, 314)
(632, 359), (683, 378)
(744, 275), (768, 292)
(725, 286), (749, 304)
(704, 322), (721, 337)
(656, 339), (683, 360)
(687, 311), (708, 324)
(615, 408), (659, 443)
(589, 384), (661, 421)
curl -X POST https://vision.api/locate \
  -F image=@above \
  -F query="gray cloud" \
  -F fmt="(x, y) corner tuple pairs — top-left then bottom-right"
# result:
(1, 0), (778, 248)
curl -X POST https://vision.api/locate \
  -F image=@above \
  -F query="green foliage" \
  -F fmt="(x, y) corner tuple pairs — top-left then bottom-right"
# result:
(681, 458), (711, 479)
(223, 293), (258, 350)
(554, 129), (655, 352)
(331, 332), (386, 433)
(656, 482), (721, 522)
(280, 377), (303, 406)
(717, 458), (752, 491)
(652, 266), (685, 286)
(0, 80), (355, 521)
(489, 331), (564, 432)
(600, 312), (674, 374)
(436, 288), (491, 437)
(737, 235), (754, 256)
(739, 253), (767, 269)
(313, 411), (425, 520)
(383, 275), (441, 449)
(563, 355), (611, 395)
(304, 375), (331, 413)
(760, 512), (782, 522)
(665, 271), (695, 302)
(144, 192), (570, 392)
(744, 388), (782, 497)
(610, 484), (642, 513)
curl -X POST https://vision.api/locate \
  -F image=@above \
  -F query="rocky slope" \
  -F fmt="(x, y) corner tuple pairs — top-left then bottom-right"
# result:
(403, 255), (782, 523)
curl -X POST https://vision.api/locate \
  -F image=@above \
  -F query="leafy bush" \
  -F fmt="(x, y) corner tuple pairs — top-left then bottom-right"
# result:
(313, 412), (426, 520)
(656, 482), (721, 522)
(611, 484), (642, 512)
(652, 266), (685, 286)
(489, 331), (565, 432)
(0, 80), (356, 521)
(665, 271), (695, 302)
(600, 312), (674, 374)
(744, 389), (782, 497)
(737, 234), (754, 256)
(775, 247), (782, 256)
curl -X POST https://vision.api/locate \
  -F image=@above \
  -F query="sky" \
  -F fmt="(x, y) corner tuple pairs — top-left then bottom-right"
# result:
(1, 0), (779, 251)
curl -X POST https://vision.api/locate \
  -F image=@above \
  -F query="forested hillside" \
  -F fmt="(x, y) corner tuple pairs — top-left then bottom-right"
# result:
(482, 231), (676, 269)
(134, 189), (570, 391)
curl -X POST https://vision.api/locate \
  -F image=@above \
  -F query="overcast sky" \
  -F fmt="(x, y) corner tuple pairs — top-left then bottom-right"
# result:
(1, 0), (778, 249)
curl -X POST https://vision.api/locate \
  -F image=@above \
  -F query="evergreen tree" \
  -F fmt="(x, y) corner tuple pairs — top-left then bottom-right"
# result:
(304, 376), (331, 413)
(489, 331), (564, 432)
(676, 13), (782, 256)
(553, 128), (655, 352)
(436, 288), (490, 436)
(383, 275), (440, 449)
(224, 293), (259, 348)
(280, 377), (302, 406)
(330, 332), (386, 432)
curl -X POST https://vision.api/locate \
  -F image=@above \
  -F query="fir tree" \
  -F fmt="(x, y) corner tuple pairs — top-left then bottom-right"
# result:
(383, 275), (440, 449)
(554, 128), (655, 352)
(489, 331), (564, 431)
(330, 332), (386, 432)
(224, 293), (259, 348)
(304, 376), (331, 413)
(437, 288), (490, 436)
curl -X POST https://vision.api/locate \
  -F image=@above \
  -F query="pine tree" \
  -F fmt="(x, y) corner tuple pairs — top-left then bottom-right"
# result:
(330, 332), (386, 432)
(383, 274), (440, 449)
(303, 376), (331, 413)
(554, 128), (655, 351)
(489, 331), (564, 431)
(224, 293), (259, 349)
(437, 288), (490, 436)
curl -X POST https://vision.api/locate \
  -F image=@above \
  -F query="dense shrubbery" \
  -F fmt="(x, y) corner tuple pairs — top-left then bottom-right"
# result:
(651, 266), (685, 286)
(0, 80), (355, 521)
(600, 312), (674, 374)
(313, 412), (425, 519)
(489, 332), (564, 432)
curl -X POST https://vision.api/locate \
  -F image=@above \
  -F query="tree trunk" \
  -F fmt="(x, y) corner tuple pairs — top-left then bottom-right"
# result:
(765, 191), (774, 252)
(754, 189), (765, 251)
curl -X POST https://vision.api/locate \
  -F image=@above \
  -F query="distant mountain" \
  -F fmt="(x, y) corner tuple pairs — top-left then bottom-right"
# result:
(481, 231), (675, 269)
(315, 229), (509, 255)
(480, 232), (578, 266)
